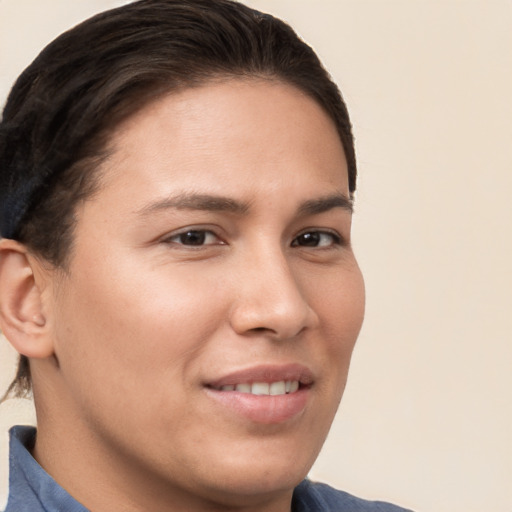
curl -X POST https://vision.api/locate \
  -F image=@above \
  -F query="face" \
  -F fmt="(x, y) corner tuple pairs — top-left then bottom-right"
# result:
(42, 79), (365, 509)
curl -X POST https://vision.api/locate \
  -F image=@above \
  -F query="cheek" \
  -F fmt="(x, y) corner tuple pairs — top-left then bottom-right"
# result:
(51, 258), (224, 408)
(312, 263), (365, 386)
(311, 261), (365, 340)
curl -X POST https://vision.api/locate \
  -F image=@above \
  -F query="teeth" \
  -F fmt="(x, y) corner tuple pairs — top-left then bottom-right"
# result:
(250, 382), (269, 395)
(269, 381), (286, 395)
(218, 380), (300, 396)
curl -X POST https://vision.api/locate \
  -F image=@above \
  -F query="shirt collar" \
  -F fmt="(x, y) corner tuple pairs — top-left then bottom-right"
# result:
(6, 425), (88, 512)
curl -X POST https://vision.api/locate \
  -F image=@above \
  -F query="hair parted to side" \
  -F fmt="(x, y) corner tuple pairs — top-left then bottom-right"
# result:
(0, 0), (357, 400)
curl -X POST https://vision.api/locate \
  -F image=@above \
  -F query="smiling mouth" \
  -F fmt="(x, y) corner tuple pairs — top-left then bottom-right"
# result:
(209, 380), (301, 396)
(204, 365), (313, 423)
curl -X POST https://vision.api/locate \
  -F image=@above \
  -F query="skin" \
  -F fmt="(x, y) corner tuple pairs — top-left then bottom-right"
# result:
(21, 79), (365, 511)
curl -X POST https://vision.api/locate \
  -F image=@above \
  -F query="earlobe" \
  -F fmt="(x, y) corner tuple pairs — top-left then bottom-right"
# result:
(0, 239), (54, 359)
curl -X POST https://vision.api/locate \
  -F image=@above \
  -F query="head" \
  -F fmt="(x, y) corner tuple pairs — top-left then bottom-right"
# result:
(0, 1), (364, 509)
(1, 0), (357, 399)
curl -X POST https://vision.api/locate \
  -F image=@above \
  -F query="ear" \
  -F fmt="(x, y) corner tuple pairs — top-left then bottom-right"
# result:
(0, 239), (54, 359)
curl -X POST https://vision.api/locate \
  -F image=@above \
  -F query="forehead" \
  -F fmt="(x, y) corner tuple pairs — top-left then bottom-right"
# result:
(65, 78), (351, 251)
(98, 78), (348, 195)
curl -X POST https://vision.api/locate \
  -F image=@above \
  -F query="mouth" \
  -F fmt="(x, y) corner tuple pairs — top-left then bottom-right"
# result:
(208, 380), (301, 396)
(203, 364), (313, 424)
(205, 363), (313, 394)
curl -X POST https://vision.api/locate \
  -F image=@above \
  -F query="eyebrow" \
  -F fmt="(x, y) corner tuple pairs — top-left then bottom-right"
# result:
(298, 194), (354, 215)
(136, 192), (353, 217)
(136, 192), (251, 216)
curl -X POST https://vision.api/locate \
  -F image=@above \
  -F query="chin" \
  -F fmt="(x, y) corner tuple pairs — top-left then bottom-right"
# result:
(194, 440), (316, 503)
(195, 465), (307, 509)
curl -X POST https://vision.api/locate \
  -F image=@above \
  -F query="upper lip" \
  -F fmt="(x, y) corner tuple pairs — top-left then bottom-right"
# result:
(205, 363), (314, 389)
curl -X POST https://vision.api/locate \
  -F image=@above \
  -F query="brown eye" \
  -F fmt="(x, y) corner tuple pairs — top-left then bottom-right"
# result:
(166, 230), (221, 246)
(295, 232), (320, 247)
(179, 230), (207, 245)
(292, 231), (341, 248)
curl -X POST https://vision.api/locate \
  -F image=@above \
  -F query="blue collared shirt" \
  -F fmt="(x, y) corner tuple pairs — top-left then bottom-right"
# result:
(5, 425), (412, 511)
(5, 426), (87, 511)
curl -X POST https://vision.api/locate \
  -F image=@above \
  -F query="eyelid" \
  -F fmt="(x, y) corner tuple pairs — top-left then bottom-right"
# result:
(160, 226), (225, 246)
(291, 228), (344, 248)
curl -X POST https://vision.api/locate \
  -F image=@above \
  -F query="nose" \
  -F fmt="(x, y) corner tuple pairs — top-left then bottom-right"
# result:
(229, 249), (319, 340)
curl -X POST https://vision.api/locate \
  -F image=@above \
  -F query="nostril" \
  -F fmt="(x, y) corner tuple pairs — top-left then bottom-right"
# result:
(246, 326), (280, 336)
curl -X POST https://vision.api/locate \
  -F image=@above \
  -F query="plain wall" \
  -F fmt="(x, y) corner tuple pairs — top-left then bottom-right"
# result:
(1, 1), (511, 511)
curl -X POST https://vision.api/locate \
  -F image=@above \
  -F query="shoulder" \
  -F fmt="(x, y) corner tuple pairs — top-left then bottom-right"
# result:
(292, 479), (414, 512)
(5, 426), (88, 512)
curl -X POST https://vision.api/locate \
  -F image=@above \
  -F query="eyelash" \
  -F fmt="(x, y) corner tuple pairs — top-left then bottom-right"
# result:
(164, 229), (224, 247)
(291, 230), (342, 248)
(162, 228), (342, 249)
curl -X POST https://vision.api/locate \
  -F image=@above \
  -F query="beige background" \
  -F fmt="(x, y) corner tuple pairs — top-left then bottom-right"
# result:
(1, 1), (511, 511)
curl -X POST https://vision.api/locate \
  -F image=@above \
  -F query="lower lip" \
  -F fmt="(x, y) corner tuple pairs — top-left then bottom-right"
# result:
(204, 388), (310, 424)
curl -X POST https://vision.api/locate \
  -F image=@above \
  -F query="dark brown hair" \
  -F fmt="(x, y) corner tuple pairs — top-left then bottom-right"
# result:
(0, 0), (357, 399)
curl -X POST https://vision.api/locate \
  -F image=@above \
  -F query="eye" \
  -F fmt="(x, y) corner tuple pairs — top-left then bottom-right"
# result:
(291, 230), (341, 248)
(164, 229), (223, 246)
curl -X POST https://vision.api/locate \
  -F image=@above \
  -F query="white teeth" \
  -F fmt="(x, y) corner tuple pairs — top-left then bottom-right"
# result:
(220, 380), (300, 396)
(288, 380), (299, 393)
(269, 381), (286, 395)
(235, 383), (251, 393)
(251, 382), (270, 395)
